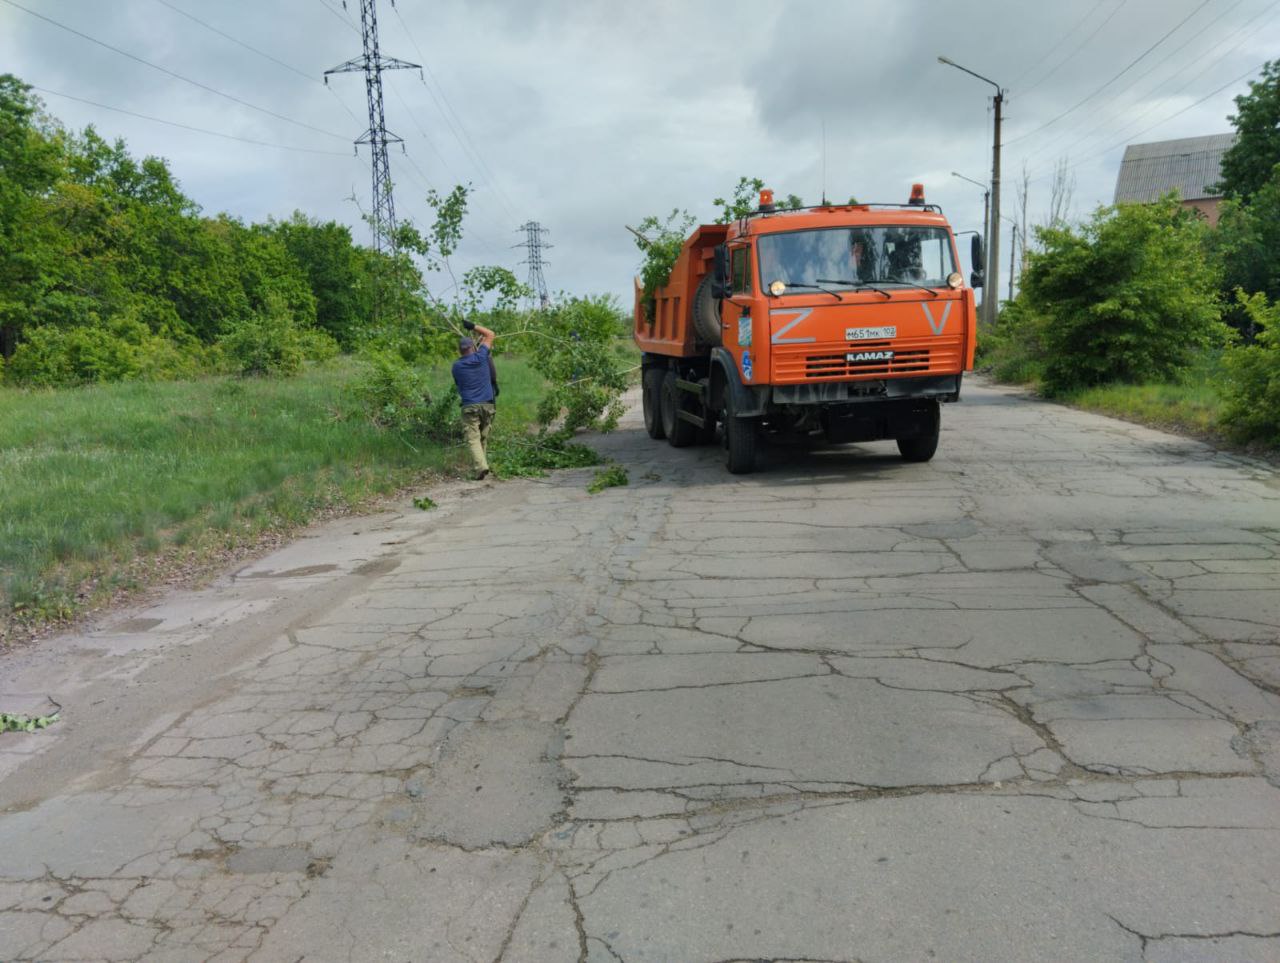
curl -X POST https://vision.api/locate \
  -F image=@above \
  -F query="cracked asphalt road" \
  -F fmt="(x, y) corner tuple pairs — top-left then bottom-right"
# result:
(2, 379), (1279, 962)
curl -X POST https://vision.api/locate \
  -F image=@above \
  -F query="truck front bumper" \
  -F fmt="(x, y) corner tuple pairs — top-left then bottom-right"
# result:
(770, 374), (961, 406)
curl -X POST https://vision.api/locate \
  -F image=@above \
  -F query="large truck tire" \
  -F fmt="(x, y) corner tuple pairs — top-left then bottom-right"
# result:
(642, 368), (666, 440)
(897, 401), (940, 462)
(692, 274), (722, 346)
(661, 371), (697, 447)
(723, 393), (758, 474)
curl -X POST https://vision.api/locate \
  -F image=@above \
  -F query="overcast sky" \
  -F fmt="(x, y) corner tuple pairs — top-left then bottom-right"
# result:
(2, 0), (1277, 306)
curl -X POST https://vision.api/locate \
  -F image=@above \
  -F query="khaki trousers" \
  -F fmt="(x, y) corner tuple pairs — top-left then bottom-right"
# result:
(461, 403), (496, 472)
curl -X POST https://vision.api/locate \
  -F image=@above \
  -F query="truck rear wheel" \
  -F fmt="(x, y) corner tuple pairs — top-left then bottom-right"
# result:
(642, 368), (665, 440)
(661, 371), (697, 448)
(723, 394), (758, 474)
(896, 401), (940, 462)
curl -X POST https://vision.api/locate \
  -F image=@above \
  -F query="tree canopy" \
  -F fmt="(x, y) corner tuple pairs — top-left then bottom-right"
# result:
(1216, 59), (1280, 201)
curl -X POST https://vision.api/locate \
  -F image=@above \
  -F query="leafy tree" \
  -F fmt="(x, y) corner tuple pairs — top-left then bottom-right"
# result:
(782, 194), (805, 210)
(272, 213), (373, 347)
(1210, 163), (1280, 332)
(1220, 290), (1280, 444)
(713, 176), (765, 223)
(0, 76), (64, 356)
(1012, 195), (1225, 395)
(1215, 60), (1280, 201)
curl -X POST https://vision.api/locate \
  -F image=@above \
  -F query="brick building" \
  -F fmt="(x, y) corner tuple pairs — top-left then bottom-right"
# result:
(1112, 133), (1236, 226)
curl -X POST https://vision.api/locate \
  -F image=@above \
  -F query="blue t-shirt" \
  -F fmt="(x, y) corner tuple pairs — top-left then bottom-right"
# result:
(452, 345), (495, 406)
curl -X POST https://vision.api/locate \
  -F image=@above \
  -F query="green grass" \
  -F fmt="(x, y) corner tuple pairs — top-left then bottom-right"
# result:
(0, 357), (546, 632)
(1058, 352), (1226, 439)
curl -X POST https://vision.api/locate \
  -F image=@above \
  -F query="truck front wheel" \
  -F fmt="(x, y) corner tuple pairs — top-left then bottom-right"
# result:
(661, 371), (697, 448)
(896, 401), (940, 462)
(723, 394), (758, 474)
(642, 368), (666, 440)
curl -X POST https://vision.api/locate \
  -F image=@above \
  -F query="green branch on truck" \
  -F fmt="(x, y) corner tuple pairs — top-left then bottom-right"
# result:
(634, 186), (981, 473)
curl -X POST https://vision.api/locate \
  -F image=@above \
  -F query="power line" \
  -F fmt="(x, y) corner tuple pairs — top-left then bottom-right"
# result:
(316, 0), (360, 34)
(151, 0), (314, 82)
(32, 85), (351, 156)
(149, 0), (363, 126)
(1006, 0), (1213, 145)
(1022, 2), (1276, 181)
(1, 0), (350, 143)
(389, 3), (522, 224)
(1015, 0), (1119, 96)
(1017, 0), (1257, 165)
(1029, 59), (1267, 183)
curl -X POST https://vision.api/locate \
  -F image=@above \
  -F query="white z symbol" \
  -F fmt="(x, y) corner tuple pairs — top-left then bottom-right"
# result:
(770, 307), (815, 344)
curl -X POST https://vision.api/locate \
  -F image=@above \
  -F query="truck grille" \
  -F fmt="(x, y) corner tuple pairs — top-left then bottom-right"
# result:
(772, 336), (963, 382)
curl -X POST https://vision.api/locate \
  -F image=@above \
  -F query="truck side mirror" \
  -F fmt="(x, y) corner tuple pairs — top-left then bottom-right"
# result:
(970, 270), (984, 289)
(711, 244), (730, 298)
(970, 234), (985, 273)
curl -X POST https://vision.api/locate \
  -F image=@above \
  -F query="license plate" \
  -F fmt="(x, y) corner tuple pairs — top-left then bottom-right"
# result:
(846, 326), (895, 341)
(847, 350), (894, 362)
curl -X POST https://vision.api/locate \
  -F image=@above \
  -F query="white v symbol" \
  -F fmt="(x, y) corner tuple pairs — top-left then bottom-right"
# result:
(921, 302), (952, 335)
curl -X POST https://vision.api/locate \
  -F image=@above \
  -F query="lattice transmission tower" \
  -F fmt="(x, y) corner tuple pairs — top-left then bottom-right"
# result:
(515, 221), (552, 307)
(325, 0), (419, 253)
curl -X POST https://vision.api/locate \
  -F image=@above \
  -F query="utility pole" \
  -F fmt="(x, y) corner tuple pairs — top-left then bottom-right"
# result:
(1019, 174), (1028, 286)
(1009, 224), (1018, 302)
(515, 221), (552, 307)
(325, 0), (419, 253)
(938, 57), (1004, 325)
(990, 88), (1003, 323)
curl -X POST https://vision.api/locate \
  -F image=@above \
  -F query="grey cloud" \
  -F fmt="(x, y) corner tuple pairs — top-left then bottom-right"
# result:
(1, 0), (1275, 306)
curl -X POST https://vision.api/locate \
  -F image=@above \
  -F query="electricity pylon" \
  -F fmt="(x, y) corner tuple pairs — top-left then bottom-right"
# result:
(515, 221), (551, 307)
(325, 0), (419, 253)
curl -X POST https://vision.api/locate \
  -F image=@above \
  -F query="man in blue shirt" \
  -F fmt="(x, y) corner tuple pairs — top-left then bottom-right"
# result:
(452, 321), (497, 479)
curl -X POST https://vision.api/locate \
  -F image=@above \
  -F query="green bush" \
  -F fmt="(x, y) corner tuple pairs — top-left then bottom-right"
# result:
(350, 349), (459, 439)
(216, 294), (308, 376)
(1009, 196), (1225, 396)
(5, 313), (202, 386)
(1220, 291), (1280, 445)
(524, 295), (630, 434)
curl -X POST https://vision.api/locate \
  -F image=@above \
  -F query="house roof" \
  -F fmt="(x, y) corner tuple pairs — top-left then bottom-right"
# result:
(1113, 133), (1237, 204)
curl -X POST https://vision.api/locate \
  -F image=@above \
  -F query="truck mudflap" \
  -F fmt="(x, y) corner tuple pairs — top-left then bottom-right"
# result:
(710, 347), (770, 417)
(771, 374), (961, 406)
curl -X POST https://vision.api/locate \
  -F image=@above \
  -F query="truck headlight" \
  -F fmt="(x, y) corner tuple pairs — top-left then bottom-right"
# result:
(769, 280), (787, 296)
(947, 272), (963, 289)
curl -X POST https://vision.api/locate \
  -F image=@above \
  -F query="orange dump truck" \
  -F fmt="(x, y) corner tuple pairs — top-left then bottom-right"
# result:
(634, 186), (982, 473)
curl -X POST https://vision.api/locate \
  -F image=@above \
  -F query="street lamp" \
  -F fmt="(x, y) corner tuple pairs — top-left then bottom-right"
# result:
(951, 170), (990, 296)
(938, 56), (1004, 324)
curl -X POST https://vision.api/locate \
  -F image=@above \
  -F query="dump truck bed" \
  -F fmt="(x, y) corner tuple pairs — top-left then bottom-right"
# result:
(633, 224), (728, 358)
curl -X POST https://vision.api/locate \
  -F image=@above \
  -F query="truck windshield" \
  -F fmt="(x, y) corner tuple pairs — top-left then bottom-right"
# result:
(758, 226), (956, 291)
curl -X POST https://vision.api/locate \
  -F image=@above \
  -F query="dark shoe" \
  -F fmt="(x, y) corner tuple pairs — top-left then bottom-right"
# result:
(474, 469), (492, 481)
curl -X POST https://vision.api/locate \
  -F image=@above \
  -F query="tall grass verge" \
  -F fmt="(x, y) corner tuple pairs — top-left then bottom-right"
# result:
(1057, 351), (1226, 440)
(0, 357), (545, 637)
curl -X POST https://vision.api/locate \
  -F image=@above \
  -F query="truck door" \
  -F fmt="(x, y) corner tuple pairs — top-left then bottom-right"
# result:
(721, 243), (757, 384)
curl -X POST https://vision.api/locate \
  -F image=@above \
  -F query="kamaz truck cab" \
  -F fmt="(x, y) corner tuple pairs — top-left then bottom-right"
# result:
(635, 186), (981, 474)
